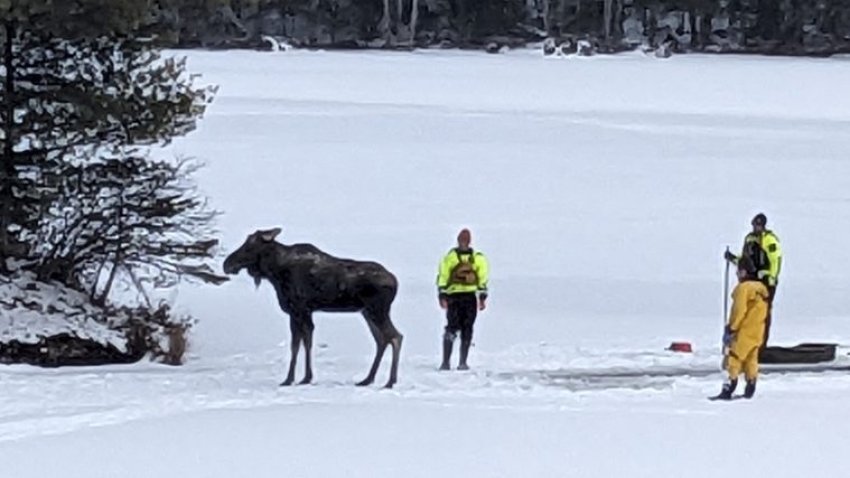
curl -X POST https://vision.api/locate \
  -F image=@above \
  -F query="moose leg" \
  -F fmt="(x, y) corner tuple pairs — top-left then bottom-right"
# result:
(299, 315), (315, 385)
(384, 322), (403, 389)
(281, 317), (302, 386)
(356, 316), (386, 387)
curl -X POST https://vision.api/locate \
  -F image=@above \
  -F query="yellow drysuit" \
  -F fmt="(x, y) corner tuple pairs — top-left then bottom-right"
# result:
(726, 280), (769, 380)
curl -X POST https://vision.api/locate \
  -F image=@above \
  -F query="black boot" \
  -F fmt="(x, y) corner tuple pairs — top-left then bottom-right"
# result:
(744, 379), (756, 399)
(440, 338), (453, 371)
(458, 340), (471, 370)
(713, 379), (738, 400)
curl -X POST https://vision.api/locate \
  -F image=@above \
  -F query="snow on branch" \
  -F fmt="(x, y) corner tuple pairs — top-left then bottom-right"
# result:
(34, 155), (226, 307)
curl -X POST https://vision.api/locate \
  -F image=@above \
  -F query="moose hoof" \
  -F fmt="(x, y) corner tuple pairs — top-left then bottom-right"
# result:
(280, 379), (294, 387)
(298, 377), (313, 385)
(356, 378), (373, 387)
(383, 381), (395, 389)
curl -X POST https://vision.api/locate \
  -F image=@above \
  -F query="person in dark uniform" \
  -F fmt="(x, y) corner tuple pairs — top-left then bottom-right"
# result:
(725, 213), (782, 346)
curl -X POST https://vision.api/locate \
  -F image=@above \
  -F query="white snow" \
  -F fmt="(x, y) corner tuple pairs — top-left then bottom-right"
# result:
(3, 49), (850, 476)
(0, 273), (128, 350)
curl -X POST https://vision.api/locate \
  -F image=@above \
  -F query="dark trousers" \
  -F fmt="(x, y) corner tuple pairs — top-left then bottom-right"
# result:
(763, 285), (777, 346)
(445, 293), (478, 343)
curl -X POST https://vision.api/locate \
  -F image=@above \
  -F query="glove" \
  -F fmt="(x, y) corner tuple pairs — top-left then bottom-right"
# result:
(723, 326), (734, 347)
(724, 250), (736, 262)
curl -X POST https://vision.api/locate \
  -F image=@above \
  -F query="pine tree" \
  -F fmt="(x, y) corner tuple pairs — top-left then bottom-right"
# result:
(0, 1), (215, 273)
(37, 156), (223, 306)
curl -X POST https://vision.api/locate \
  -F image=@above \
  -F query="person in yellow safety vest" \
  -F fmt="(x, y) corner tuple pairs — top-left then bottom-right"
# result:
(713, 256), (769, 400)
(436, 228), (489, 371)
(724, 212), (782, 345)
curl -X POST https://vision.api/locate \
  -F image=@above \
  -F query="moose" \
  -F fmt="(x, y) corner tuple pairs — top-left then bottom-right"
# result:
(223, 227), (403, 388)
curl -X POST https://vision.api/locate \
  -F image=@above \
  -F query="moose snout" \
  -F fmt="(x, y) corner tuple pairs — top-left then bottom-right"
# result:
(223, 257), (240, 275)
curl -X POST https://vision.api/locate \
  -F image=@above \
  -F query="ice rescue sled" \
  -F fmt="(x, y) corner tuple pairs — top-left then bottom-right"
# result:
(759, 343), (850, 373)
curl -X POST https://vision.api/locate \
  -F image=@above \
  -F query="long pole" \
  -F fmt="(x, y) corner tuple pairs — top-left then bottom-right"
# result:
(722, 246), (731, 369)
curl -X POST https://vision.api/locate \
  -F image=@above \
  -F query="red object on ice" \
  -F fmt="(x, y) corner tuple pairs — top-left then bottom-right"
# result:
(667, 342), (693, 353)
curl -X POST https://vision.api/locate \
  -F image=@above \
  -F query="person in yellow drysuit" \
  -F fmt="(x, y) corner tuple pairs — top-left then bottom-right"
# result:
(436, 228), (489, 370)
(724, 212), (781, 345)
(714, 256), (769, 400)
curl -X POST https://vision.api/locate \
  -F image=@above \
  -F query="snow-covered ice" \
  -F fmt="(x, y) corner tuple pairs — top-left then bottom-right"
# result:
(3, 49), (850, 476)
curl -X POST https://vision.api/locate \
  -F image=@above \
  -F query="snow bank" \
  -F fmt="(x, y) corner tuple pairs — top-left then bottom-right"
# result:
(0, 273), (128, 351)
(0, 272), (193, 365)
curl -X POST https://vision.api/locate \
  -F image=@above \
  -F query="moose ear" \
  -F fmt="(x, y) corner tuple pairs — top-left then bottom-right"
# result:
(259, 227), (282, 242)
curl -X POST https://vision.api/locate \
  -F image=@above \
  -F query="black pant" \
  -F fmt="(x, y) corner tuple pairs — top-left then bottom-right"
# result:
(445, 293), (478, 343)
(764, 285), (777, 346)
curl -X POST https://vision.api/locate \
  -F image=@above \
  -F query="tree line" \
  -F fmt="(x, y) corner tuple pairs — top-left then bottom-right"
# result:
(144, 0), (850, 55)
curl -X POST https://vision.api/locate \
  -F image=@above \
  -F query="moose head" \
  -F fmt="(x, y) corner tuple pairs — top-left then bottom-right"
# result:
(223, 227), (282, 286)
